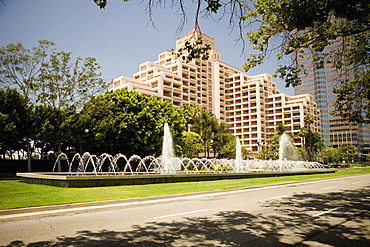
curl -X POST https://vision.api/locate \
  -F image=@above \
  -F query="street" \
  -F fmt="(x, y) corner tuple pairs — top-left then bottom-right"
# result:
(1, 173), (370, 246)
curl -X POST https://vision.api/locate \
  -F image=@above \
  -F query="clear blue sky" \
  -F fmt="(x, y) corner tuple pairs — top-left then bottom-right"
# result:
(0, 0), (294, 95)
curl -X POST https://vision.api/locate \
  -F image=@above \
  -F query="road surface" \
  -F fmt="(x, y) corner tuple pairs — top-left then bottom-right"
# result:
(1, 173), (370, 246)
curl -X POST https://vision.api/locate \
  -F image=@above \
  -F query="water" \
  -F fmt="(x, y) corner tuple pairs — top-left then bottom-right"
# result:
(278, 132), (302, 171)
(161, 123), (175, 174)
(161, 123), (180, 174)
(52, 151), (323, 174)
(279, 133), (301, 161)
(51, 124), (324, 174)
(235, 137), (242, 172)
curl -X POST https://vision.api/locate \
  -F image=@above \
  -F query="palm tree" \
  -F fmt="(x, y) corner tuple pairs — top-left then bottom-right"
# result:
(179, 103), (203, 132)
(212, 122), (232, 158)
(192, 109), (218, 158)
(276, 122), (286, 135)
(299, 115), (323, 161)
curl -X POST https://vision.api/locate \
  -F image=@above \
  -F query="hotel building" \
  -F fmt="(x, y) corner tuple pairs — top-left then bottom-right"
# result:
(294, 39), (370, 156)
(113, 30), (320, 156)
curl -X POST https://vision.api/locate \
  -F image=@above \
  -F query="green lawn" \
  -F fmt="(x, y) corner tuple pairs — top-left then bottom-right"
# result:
(1, 168), (369, 210)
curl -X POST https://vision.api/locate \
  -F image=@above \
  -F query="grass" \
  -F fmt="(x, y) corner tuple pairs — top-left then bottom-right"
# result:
(1, 168), (370, 210)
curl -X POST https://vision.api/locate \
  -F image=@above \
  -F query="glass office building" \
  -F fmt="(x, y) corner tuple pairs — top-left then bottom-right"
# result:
(294, 39), (370, 157)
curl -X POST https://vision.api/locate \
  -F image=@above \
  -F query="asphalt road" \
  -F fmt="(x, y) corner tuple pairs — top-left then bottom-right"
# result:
(1, 173), (370, 246)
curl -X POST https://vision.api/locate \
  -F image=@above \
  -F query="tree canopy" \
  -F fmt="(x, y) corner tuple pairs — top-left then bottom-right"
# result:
(179, 103), (234, 158)
(38, 51), (108, 110)
(0, 40), (108, 109)
(298, 116), (324, 161)
(318, 147), (341, 164)
(0, 40), (55, 103)
(338, 142), (357, 163)
(244, 0), (370, 124)
(80, 89), (184, 157)
(30, 104), (67, 155)
(0, 40), (108, 170)
(0, 88), (29, 156)
(180, 132), (203, 158)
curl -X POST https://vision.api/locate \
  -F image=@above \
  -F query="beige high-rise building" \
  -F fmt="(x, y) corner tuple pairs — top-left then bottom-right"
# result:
(113, 30), (320, 156)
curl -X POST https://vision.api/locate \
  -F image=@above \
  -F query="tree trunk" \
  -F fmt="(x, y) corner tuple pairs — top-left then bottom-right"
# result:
(26, 137), (31, 171)
(57, 143), (62, 172)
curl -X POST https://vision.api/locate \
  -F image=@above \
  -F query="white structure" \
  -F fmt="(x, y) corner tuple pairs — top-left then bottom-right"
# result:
(113, 29), (320, 156)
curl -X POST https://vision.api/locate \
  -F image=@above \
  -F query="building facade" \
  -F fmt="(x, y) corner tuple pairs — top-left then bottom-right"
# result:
(113, 30), (320, 156)
(294, 39), (370, 156)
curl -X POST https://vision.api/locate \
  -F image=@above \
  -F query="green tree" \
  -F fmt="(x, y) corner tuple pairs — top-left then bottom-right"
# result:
(180, 103), (239, 158)
(213, 132), (234, 158)
(219, 137), (237, 159)
(180, 132), (203, 158)
(81, 89), (184, 157)
(0, 40), (55, 170)
(0, 40), (106, 170)
(179, 103), (204, 132)
(180, 104), (233, 158)
(191, 108), (219, 158)
(334, 71), (370, 124)
(61, 111), (92, 155)
(242, 0), (370, 124)
(265, 134), (281, 160)
(311, 132), (325, 160)
(0, 88), (29, 158)
(298, 115), (315, 161)
(275, 122), (287, 135)
(30, 104), (71, 171)
(318, 147), (341, 164)
(296, 147), (307, 162)
(211, 122), (232, 158)
(366, 155), (370, 164)
(338, 142), (357, 163)
(219, 137), (250, 159)
(30, 105), (66, 155)
(299, 115), (324, 161)
(0, 40), (55, 103)
(260, 124), (289, 160)
(38, 51), (108, 110)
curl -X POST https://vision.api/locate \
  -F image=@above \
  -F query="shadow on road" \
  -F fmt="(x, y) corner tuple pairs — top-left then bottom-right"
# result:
(5, 186), (370, 246)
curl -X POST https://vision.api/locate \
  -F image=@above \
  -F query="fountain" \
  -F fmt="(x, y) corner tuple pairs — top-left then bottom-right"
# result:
(161, 123), (180, 174)
(279, 132), (300, 162)
(17, 125), (333, 187)
(235, 137), (242, 173)
(277, 132), (307, 172)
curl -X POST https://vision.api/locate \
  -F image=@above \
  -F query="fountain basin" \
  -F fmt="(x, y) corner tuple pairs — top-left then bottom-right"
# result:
(17, 170), (335, 188)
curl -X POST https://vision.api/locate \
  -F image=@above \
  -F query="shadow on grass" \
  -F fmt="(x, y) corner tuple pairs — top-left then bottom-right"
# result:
(5, 187), (370, 246)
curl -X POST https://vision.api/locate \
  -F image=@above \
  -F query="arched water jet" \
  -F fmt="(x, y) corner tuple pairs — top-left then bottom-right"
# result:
(52, 153), (69, 173)
(50, 124), (325, 176)
(68, 153), (82, 172)
(95, 153), (115, 173)
(78, 152), (97, 172)
(52, 151), (324, 175)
